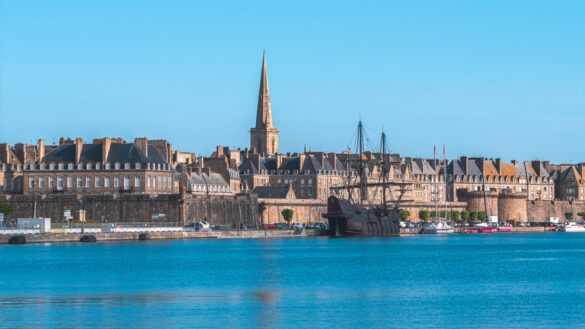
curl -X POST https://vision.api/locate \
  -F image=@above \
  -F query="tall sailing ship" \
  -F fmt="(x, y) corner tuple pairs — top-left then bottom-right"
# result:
(323, 121), (412, 237)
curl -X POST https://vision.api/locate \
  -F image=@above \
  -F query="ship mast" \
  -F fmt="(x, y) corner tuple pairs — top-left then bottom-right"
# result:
(358, 121), (366, 205)
(381, 131), (388, 215)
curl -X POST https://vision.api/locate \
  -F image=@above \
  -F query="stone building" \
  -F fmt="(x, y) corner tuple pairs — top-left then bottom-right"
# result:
(21, 137), (175, 196)
(549, 163), (585, 201)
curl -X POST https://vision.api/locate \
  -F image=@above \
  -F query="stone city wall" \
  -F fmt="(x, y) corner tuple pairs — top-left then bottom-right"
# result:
(0, 193), (259, 227)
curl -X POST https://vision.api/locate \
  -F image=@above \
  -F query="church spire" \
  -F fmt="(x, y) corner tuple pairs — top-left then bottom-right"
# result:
(256, 51), (273, 129)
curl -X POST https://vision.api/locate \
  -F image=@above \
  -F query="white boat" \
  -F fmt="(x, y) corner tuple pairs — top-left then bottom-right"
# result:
(559, 222), (585, 232)
(420, 221), (454, 234)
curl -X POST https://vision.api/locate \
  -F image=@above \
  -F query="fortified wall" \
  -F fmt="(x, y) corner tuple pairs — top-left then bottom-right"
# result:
(527, 200), (585, 222)
(0, 193), (259, 227)
(458, 189), (585, 222)
(259, 198), (327, 223)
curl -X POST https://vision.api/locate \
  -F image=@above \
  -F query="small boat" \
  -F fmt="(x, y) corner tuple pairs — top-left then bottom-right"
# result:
(559, 222), (585, 232)
(496, 226), (513, 232)
(478, 227), (496, 233)
(420, 221), (454, 234)
(461, 228), (479, 233)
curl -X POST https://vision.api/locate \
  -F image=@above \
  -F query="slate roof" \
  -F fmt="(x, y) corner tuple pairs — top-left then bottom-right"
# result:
(252, 185), (293, 199)
(41, 144), (166, 164)
(188, 172), (229, 187)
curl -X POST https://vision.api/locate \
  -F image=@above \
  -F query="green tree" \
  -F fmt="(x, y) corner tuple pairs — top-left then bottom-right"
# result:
(0, 203), (14, 216)
(565, 212), (574, 221)
(419, 210), (430, 222)
(451, 211), (461, 222)
(478, 211), (487, 221)
(430, 210), (437, 218)
(400, 210), (410, 221)
(258, 202), (267, 225)
(469, 211), (478, 222)
(281, 208), (294, 224)
(578, 212), (585, 220)
(461, 211), (470, 222)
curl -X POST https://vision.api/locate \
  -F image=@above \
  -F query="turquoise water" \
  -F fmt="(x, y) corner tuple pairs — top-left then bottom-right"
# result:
(1, 233), (585, 328)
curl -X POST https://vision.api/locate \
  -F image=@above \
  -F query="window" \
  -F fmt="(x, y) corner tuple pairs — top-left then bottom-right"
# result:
(49, 176), (54, 188)
(308, 179), (313, 186)
(86, 163), (92, 170)
(105, 176), (111, 187)
(147, 175), (151, 187)
(29, 177), (34, 188)
(168, 176), (171, 189)
(308, 188), (312, 196)
(49, 163), (55, 170)
(39, 176), (45, 188)
(158, 176), (162, 188)
(115, 163), (120, 170)
(105, 163), (110, 170)
(77, 163), (83, 170)
(163, 176), (167, 188)
(58, 176), (63, 189)
(40, 164), (45, 170)
(95, 176), (101, 188)
(77, 176), (82, 187)
(68, 163), (73, 170)
(136, 163), (141, 170)
(58, 163), (64, 170)
(135, 176), (140, 187)
(114, 176), (120, 187)
(67, 176), (72, 187)
(124, 163), (130, 170)
(123, 176), (130, 190)
(86, 176), (91, 187)
(152, 176), (156, 188)
(96, 163), (101, 170)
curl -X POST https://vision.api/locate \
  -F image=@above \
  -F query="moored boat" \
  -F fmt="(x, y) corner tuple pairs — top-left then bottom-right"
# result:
(559, 222), (585, 232)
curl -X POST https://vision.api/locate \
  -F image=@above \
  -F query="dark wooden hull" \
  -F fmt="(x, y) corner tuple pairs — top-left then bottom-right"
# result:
(323, 196), (400, 237)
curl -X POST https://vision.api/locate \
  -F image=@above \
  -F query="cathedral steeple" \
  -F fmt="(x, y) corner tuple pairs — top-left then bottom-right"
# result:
(250, 51), (279, 155)
(256, 51), (273, 129)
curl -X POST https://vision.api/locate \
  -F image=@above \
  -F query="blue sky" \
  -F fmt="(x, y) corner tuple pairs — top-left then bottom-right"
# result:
(1, 0), (584, 163)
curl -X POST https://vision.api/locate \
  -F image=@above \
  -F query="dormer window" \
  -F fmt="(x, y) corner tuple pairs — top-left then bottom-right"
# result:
(124, 163), (130, 170)
(58, 163), (64, 170)
(40, 164), (44, 170)
(135, 162), (141, 170)
(105, 163), (110, 170)
(86, 163), (92, 170)
(68, 163), (73, 170)
(77, 163), (83, 170)
(49, 163), (55, 170)
(96, 163), (101, 170)
(115, 163), (120, 170)
(30, 164), (35, 170)
(147, 163), (151, 170)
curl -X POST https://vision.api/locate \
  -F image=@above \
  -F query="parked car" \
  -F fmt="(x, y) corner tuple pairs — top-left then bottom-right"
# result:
(275, 222), (291, 230)
(263, 224), (277, 230)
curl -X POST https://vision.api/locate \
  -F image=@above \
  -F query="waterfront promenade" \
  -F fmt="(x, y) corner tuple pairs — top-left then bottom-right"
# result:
(0, 226), (559, 244)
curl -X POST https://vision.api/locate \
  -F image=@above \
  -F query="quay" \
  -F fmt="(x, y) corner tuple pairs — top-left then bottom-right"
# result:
(0, 226), (562, 245)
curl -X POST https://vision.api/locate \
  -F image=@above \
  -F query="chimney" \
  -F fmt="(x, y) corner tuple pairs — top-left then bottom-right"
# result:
(134, 137), (149, 158)
(328, 153), (337, 170)
(0, 144), (9, 164)
(14, 143), (26, 163)
(299, 154), (306, 171)
(276, 154), (283, 169)
(75, 138), (83, 163)
(461, 156), (468, 174)
(216, 145), (224, 158)
(102, 137), (111, 163)
(495, 158), (502, 174)
(37, 139), (45, 162)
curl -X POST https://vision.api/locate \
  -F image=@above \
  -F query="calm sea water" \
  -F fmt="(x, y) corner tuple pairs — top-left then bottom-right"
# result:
(1, 233), (585, 328)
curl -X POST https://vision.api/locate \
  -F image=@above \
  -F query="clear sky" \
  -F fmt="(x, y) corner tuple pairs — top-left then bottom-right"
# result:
(1, 0), (584, 163)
